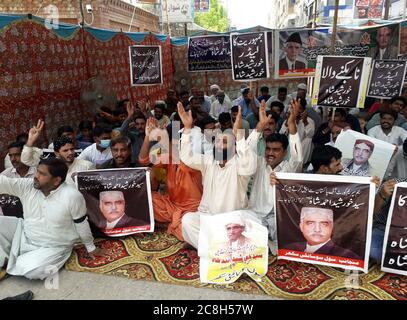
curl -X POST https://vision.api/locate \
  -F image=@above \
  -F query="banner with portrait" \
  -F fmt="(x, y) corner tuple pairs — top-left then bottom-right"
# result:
(76, 168), (154, 237)
(199, 211), (268, 284)
(275, 23), (399, 79)
(334, 129), (396, 181)
(274, 172), (375, 273)
(312, 56), (372, 108)
(381, 182), (407, 276)
(187, 35), (231, 72)
(367, 60), (407, 99)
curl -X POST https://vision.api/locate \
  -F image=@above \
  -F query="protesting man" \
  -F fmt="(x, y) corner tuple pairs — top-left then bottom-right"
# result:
(0, 158), (104, 280)
(178, 102), (257, 249)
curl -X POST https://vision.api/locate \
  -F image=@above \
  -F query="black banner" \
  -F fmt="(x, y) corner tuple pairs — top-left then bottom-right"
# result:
(231, 32), (269, 81)
(188, 35), (231, 72)
(129, 45), (162, 86)
(382, 183), (407, 276)
(0, 194), (23, 218)
(314, 56), (370, 108)
(367, 60), (407, 99)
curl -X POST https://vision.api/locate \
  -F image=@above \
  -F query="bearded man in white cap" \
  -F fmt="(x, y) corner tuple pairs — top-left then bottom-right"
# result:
(209, 84), (231, 104)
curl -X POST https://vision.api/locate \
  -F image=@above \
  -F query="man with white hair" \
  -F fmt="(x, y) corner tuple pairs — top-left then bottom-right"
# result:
(210, 90), (232, 119)
(213, 214), (256, 263)
(286, 207), (361, 259)
(209, 84), (231, 104)
(99, 190), (146, 230)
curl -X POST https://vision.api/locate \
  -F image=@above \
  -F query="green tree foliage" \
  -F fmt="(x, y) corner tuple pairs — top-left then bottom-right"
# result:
(194, 0), (230, 32)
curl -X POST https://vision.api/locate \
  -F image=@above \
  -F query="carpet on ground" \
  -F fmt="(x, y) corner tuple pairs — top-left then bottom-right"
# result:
(65, 225), (407, 300)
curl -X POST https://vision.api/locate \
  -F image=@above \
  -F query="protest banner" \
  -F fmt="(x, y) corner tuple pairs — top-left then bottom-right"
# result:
(381, 182), (407, 276)
(312, 56), (372, 108)
(230, 32), (269, 81)
(129, 45), (163, 86)
(274, 172), (375, 272)
(334, 129), (396, 181)
(188, 35), (231, 72)
(275, 23), (399, 79)
(199, 211), (268, 284)
(0, 194), (23, 218)
(76, 168), (154, 236)
(397, 54), (407, 82)
(367, 60), (407, 99)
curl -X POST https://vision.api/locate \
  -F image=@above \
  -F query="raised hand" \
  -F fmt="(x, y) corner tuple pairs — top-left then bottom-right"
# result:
(27, 119), (44, 147)
(145, 117), (159, 137)
(126, 101), (135, 120)
(177, 101), (193, 130)
(288, 99), (301, 123)
(233, 106), (244, 140)
(256, 99), (272, 132)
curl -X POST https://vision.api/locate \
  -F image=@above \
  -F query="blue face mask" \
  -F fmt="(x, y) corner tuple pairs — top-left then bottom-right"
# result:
(99, 139), (111, 149)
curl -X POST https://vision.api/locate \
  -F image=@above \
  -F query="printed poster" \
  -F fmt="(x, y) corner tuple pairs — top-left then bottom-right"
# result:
(275, 172), (375, 273)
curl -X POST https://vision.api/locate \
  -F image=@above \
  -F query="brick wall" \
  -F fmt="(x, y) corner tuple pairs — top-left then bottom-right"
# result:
(0, 0), (159, 33)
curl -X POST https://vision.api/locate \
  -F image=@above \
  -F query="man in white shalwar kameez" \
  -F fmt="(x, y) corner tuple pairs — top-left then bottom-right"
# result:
(245, 99), (303, 245)
(0, 158), (103, 280)
(176, 102), (258, 249)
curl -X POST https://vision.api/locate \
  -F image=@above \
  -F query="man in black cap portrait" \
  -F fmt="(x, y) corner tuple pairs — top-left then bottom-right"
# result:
(279, 32), (306, 72)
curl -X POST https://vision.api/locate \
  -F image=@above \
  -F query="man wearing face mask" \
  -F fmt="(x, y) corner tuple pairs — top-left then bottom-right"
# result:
(77, 123), (113, 166)
(20, 120), (95, 184)
(178, 102), (257, 249)
(245, 99), (302, 245)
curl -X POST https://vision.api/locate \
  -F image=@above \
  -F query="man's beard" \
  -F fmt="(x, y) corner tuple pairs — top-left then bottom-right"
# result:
(33, 178), (41, 190)
(213, 146), (235, 162)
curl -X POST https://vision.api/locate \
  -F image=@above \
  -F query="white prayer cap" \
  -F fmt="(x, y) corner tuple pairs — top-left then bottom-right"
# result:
(210, 84), (220, 91)
(300, 207), (333, 222)
(297, 83), (307, 91)
(225, 214), (245, 228)
(240, 84), (250, 93)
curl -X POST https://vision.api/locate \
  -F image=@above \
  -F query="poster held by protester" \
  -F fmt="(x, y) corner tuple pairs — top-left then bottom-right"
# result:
(381, 182), (407, 276)
(230, 32), (269, 81)
(76, 168), (154, 236)
(311, 55), (372, 108)
(0, 194), (23, 218)
(397, 54), (407, 82)
(367, 60), (407, 99)
(129, 45), (163, 86)
(188, 35), (231, 72)
(199, 211), (268, 284)
(274, 172), (375, 273)
(334, 129), (396, 181)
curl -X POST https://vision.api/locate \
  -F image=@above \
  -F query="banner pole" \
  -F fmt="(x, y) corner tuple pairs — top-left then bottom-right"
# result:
(330, 0), (339, 54)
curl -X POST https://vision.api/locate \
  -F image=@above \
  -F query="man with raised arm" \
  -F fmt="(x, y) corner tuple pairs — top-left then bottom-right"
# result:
(178, 102), (257, 249)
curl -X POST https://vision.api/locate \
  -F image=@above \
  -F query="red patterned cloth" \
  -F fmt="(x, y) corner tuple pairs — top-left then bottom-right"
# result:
(0, 20), (174, 170)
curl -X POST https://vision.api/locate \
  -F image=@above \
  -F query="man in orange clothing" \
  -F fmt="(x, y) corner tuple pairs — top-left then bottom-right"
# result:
(138, 117), (203, 241)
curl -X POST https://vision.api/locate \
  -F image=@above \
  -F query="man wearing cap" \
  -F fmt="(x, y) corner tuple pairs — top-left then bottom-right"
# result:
(286, 207), (361, 259)
(213, 214), (257, 263)
(279, 32), (306, 72)
(210, 90), (232, 119)
(341, 139), (375, 177)
(232, 85), (260, 118)
(209, 84), (231, 104)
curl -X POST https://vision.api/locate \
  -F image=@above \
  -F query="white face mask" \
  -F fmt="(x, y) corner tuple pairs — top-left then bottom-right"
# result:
(99, 139), (111, 149)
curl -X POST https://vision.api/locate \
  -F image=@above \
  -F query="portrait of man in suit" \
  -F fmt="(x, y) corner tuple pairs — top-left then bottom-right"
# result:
(369, 26), (398, 60)
(214, 215), (257, 263)
(99, 190), (145, 229)
(279, 32), (306, 72)
(286, 207), (361, 260)
(341, 139), (374, 177)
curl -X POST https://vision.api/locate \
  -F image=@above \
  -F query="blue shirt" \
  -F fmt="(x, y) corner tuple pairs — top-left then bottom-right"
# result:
(232, 96), (260, 117)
